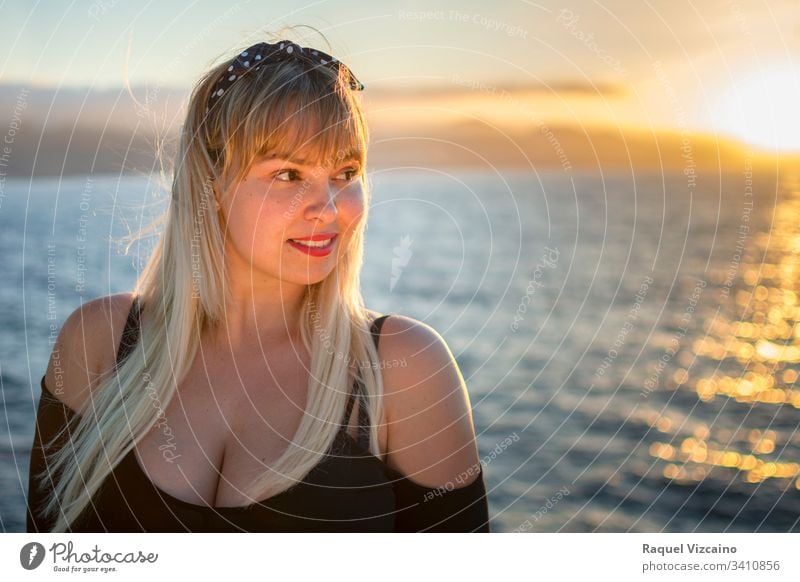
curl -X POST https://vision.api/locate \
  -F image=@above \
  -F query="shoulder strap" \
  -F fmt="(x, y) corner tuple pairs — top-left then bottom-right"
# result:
(357, 314), (391, 450)
(346, 314), (392, 449)
(369, 314), (391, 351)
(114, 296), (142, 370)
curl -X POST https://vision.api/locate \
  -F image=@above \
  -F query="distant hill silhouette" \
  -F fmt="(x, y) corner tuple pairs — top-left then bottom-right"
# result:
(1, 83), (794, 177)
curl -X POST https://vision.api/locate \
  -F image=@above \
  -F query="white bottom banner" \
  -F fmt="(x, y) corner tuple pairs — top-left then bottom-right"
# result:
(2, 533), (797, 581)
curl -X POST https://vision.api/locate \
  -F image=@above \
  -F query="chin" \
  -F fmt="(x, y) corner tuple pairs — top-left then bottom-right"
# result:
(284, 269), (334, 287)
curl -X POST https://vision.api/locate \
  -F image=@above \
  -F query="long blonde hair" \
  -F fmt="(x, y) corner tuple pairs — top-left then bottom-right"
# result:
(36, 31), (384, 532)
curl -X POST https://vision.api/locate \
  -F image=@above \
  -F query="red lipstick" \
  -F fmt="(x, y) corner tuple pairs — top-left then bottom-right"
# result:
(287, 233), (337, 257)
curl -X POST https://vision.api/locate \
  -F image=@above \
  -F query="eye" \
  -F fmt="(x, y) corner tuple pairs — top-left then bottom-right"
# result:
(335, 167), (361, 181)
(274, 169), (301, 182)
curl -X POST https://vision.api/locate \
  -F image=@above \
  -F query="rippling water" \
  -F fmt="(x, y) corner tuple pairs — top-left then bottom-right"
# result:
(1, 168), (798, 532)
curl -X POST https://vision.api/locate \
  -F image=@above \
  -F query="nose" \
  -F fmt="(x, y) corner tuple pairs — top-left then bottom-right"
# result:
(303, 180), (339, 222)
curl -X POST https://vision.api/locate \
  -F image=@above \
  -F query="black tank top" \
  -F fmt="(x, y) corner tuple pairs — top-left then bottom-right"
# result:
(27, 298), (491, 532)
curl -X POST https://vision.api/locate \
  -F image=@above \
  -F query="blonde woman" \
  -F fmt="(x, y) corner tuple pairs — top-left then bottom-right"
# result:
(27, 37), (490, 532)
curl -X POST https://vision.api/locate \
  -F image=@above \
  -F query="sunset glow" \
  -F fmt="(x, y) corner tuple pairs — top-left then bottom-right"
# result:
(711, 65), (800, 153)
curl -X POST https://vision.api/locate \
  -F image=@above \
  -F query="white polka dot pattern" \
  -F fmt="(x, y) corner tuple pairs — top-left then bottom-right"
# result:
(207, 40), (364, 108)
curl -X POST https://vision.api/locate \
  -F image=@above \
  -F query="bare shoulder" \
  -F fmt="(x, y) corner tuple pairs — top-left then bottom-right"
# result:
(43, 292), (137, 413)
(376, 314), (482, 489)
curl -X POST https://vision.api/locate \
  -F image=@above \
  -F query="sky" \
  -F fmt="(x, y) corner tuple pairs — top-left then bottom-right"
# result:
(2, 0), (800, 152)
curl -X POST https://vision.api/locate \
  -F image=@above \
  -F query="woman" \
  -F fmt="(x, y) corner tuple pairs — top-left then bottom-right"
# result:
(27, 36), (490, 532)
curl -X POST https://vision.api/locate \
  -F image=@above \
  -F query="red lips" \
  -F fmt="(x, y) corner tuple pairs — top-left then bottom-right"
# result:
(288, 232), (338, 241)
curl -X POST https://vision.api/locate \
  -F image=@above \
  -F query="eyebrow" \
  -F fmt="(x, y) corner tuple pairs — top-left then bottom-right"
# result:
(259, 148), (362, 167)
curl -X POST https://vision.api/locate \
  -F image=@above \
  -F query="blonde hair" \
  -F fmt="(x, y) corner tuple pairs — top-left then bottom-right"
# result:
(36, 30), (383, 531)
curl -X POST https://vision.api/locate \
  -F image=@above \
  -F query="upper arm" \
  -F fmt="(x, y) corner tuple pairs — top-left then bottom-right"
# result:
(379, 315), (482, 490)
(43, 293), (135, 412)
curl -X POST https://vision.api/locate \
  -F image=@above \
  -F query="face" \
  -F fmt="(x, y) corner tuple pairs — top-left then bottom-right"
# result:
(216, 149), (365, 286)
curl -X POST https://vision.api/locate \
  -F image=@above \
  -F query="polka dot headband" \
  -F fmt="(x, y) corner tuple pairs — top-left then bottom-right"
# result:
(208, 40), (364, 108)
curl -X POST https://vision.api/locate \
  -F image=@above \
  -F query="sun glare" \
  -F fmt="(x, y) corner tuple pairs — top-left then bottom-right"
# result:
(711, 64), (800, 153)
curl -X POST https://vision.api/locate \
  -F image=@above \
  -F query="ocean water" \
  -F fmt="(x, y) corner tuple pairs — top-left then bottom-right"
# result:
(1, 168), (798, 532)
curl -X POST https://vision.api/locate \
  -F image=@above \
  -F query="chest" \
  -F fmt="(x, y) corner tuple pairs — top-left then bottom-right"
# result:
(133, 345), (385, 508)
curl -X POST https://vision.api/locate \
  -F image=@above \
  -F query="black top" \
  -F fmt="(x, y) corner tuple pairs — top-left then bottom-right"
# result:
(27, 298), (491, 532)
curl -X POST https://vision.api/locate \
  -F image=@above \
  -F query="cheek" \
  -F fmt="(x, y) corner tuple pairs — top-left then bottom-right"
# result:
(339, 188), (366, 228)
(225, 190), (289, 250)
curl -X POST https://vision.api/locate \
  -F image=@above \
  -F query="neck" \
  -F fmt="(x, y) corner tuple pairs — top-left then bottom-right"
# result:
(219, 287), (308, 347)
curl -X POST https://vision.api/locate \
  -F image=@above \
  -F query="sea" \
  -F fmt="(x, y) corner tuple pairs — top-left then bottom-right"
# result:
(1, 167), (798, 532)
